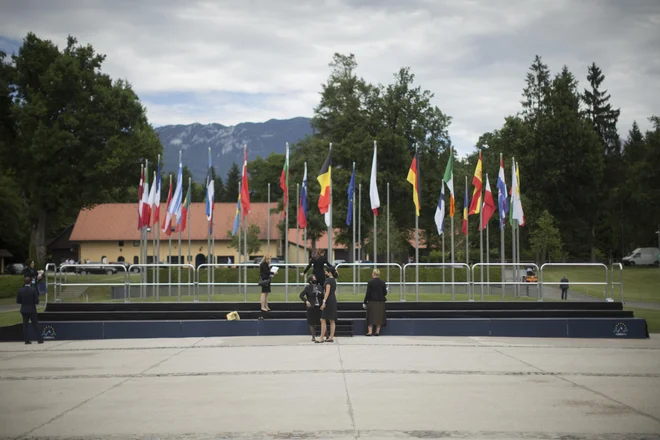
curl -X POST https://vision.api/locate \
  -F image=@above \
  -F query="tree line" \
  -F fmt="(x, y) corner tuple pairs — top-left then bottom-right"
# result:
(1, 33), (658, 267)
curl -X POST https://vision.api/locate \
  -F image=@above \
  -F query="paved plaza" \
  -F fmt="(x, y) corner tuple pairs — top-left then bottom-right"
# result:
(1, 335), (660, 439)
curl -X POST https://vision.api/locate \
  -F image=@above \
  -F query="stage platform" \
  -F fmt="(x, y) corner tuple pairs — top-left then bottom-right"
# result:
(0, 301), (649, 341)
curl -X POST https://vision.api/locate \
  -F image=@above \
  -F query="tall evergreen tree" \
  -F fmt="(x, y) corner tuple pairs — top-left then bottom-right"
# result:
(223, 163), (241, 202)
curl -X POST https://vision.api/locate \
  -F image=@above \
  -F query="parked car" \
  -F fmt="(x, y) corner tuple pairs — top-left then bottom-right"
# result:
(622, 248), (660, 267)
(75, 263), (118, 275)
(333, 259), (346, 266)
(6, 263), (24, 275)
(112, 262), (141, 273)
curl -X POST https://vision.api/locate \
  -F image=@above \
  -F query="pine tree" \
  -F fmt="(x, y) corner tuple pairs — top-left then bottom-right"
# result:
(224, 163), (240, 202)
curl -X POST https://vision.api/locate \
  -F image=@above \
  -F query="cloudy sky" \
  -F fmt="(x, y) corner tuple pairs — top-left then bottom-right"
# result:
(1, 0), (658, 155)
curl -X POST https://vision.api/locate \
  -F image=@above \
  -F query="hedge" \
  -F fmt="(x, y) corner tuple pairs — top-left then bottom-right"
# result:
(0, 275), (23, 299)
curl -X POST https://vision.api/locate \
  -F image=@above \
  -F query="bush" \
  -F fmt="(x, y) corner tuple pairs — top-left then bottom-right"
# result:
(0, 275), (23, 299)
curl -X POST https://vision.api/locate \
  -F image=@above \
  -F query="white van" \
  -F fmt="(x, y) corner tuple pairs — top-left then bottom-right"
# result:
(622, 248), (660, 267)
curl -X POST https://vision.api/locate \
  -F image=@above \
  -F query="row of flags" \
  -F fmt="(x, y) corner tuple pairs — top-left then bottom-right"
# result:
(138, 144), (526, 242)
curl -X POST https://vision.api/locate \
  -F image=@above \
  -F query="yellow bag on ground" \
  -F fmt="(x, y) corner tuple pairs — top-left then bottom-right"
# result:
(226, 311), (240, 321)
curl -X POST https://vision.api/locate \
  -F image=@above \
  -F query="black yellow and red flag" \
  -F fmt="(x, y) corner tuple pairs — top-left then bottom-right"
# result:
(317, 147), (332, 214)
(468, 152), (483, 215)
(406, 151), (421, 216)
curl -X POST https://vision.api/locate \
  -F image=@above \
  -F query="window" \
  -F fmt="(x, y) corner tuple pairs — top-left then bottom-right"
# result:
(117, 256), (125, 262)
(118, 241), (125, 247)
(101, 256), (108, 264)
(133, 256), (139, 264)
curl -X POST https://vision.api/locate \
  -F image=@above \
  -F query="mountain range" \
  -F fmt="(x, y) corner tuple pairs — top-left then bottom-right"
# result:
(156, 117), (313, 182)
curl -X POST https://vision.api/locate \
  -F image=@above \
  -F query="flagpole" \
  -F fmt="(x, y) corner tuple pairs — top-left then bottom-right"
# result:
(358, 182), (362, 289)
(352, 162), (356, 294)
(296, 183), (300, 286)
(511, 157), (517, 297)
(386, 181), (390, 284)
(206, 147), (211, 300)
(187, 177), (192, 300)
(442, 222), (445, 293)
(415, 144), (419, 302)
(243, 214), (247, 301)
(479, 184), (484, 302)
(518, 222), (523, 296)
(450, 146), (455, 300)
(236, 181), (241, 299)
(177, 152), (182, 301)
(143, 159), (149, 300)
(485, 173), (490, 297)
(154, 155), (159, 300)
(285, 142), (289, 301)
(500, 153), (506, 299)
(267, 183), (271, 254)
(156, 197), (160, 301)
(465, 175), (470, 299)
(327, 143), (333, 261)
(374, 208), (377, 266)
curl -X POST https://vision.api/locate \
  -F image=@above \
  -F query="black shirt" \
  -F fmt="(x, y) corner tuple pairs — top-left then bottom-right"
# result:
(323, 277), (337, 303)
(299, 284), (322, 306)
(260, 261), (272, 280)
(364, 277), (388, 303)
(304, 257), (334, 280)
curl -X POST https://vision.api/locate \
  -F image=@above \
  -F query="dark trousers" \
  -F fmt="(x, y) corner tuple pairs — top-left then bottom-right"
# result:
(22, 312), (41, 342)
(561, 288), (568, 300)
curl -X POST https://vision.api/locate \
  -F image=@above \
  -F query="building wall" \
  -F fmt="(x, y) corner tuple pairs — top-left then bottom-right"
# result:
(286, 244), (342, 264)
(78, 240), (281, 266)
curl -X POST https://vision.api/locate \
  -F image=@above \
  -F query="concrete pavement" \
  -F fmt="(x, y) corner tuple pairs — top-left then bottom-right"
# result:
(1, 335), (660, 439)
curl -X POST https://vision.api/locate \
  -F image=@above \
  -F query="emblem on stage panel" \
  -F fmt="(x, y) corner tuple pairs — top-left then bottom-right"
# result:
(613, 322), (628, 337)
(42, 326), (56, 340)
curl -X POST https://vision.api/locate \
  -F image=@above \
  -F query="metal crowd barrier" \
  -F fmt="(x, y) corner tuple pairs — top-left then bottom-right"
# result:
(197, 263), (260, 302)
(56, 264), (128, 303)
(471, 262), (541, 301)
(611, 263), (624, 303)
(539, 263), (609, 301)
(403, 263), (471, 302)
(128, 263), (195, 302)
(44, 263), (57, 304)
(335, 262), (404, 301)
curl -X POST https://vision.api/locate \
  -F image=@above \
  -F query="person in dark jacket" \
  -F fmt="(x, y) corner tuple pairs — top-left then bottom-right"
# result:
(22, 259), (38, 290)
(363, 269), (387, 336)
(259, 255), (276, 313)
(560, 276), (569, 300)
(303, 249), (334, 287)
(299, 275), (323, 342)
(318, 266), (338, 343)
(16, 276), (43, 344)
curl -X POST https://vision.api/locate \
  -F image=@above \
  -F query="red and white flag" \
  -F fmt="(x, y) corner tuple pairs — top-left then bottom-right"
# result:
(146, 171), (157, 227)
(140, 162), (151, 228)
(153, 163), (162, 224)
(369, 141), (380, 215)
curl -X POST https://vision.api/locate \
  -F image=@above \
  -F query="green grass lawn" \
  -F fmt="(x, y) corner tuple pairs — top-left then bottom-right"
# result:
(625, 308), (660, 333)
(543, 266), (660, 302)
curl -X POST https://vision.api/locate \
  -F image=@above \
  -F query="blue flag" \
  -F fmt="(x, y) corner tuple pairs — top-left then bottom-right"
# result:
(231, 194), (241, 236)
(346, 164), (356, 226)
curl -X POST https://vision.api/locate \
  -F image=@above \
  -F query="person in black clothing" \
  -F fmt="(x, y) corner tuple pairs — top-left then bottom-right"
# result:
(16, 276), (43, 345)
(560, 276), (569, 300)
(318, 266), (338, 343)
(299, 275), (323, 342)
(303, 249), (334, 288)
(363, 269), (387, 336)
(259, 255), (276, 313)
(22, 259), (38, 290)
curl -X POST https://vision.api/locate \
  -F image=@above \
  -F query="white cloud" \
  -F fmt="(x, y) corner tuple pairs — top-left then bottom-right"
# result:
(1, 0), (658, 154)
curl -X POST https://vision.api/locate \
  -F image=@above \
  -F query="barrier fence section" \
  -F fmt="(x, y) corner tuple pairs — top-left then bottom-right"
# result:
(44, 263), (57, 304)
(55, 264), (128, 303)
(197, 263), (260, 302)
(403, 263), (471, 302)
(335, 263), (404, 301)
(128, 263), (195, 302)
(539, 263), (610, 301)
(611, 263), (624, 303)
(471, 262), (541, 301)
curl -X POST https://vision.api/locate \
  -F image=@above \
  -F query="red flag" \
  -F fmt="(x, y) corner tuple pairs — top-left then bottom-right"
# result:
(137, 166), (144, 230)
(240, 146), (251, 218)
(468, 152), (483, 215)
(480, 174), (496, 230)
(280, 143), (289, 205)
(163, 176), (173, 236)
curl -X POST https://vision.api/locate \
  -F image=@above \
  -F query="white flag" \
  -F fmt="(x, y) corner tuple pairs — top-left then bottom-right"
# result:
(511, 160), (524, 224)
(434, 184), (446, 235)
(369, 142), (380, 215)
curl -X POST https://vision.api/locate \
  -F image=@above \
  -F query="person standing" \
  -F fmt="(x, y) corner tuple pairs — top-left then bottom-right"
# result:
(22, 259), (38, 290)
(299, 275), (322, 342)
(560, 276), (569, 300)
(259, 255), (275, 313)
(16, 276), (43, 345)
(363, 269), (387, 336)
(303, 249), (334, 288)
(318, 267), (338, 343)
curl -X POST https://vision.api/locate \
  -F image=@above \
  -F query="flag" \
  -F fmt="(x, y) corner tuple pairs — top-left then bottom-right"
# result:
(496, 155), (508, 226)
(240, 146), (251, 218)
(511, 160), (525, 226)
(137, 166), (144, 230)
(443, 150), (455, 217)
(370, 143), (380, 215)
(516, 162), (525, 226)
(162, 175), (173, 236)
(147, 171), (156, 227)
(406, 151), (421, 216)
(298, 162), (308, 229)
(346, 163), (355, 226)
(480, 174), (496, 231)
(140, 164), (151, 228)
(231, 195), (241, 236)
(177, 178), (191, 233)
(317, 147), (331, 215)
(280, 143), (289, 206)
(205, 151), (215, 234)
(434, 184), (446, 235)
(468, 152), (483, 215)
(164, 163), (183, 234)
(462, 187), (468, 235)
(153, 163), (161, 224)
